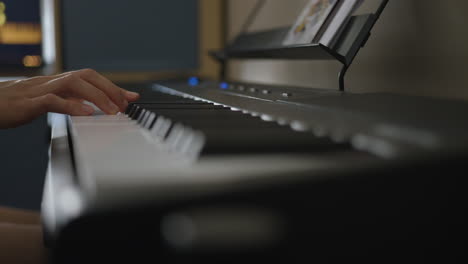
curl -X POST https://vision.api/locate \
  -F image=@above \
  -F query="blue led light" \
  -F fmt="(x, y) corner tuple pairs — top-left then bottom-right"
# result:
(188, 77), (200, 86)
(219, 82), (229, 90)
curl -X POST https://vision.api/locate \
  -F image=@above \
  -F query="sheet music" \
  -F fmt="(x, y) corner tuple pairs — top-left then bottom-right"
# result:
(283, 0), (338, 46)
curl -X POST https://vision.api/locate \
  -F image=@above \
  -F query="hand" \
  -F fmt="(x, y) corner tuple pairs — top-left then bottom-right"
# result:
(0, 69), (140, 129)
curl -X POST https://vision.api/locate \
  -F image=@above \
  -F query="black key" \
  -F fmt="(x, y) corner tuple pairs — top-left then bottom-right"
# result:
(131, 106), (144, 120)
(142, 108), (250, 119)
(133, 101), (212, 105)
(136, 104), (228, 110)
(125, 104), (135, 115)
(134, 92), (349, 155)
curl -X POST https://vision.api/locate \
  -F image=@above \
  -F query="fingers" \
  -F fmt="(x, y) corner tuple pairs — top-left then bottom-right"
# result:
(60, 70), (140, 103)
(122, 89), (140, 101)
(16, 94), (94, 127)
(41, 75), (121, 114)
(67, 98), (86, 104)
(25, 69), (140, 112)
(32, 94), (95, 116)
(73, 69), (129, 111)
(0, 70), (140, 129)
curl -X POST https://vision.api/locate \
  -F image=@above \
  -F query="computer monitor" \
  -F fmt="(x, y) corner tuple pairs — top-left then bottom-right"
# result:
(59, 0), (199, 73)
(0, 0), (42, 68)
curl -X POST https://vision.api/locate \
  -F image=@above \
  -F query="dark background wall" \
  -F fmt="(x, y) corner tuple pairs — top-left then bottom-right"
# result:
(1, 0), (46, 211)
(61, 0), (199, 72)
(0, 0), (42, 67)
(0, 115), (48, 210)
(2, 0), (40, 21)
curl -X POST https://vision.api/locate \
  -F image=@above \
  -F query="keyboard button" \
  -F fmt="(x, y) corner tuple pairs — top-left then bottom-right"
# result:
(127, 104), (137, 116)
(137, 109), (148, 124)
(140, 111), (150, 125)
(145, 113), (157, 129)
(151, 116), (172, 140)
(131, 106), (142, 120)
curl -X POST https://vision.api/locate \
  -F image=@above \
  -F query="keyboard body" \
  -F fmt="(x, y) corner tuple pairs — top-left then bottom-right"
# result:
(42, 80), (468, 263)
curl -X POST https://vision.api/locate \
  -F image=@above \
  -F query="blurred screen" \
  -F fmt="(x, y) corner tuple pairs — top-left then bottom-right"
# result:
(61, 0), (199, 72)
(0, 0), (42, 68)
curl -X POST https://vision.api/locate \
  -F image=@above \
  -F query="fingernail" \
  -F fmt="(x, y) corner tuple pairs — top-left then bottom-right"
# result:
(108, 102), (119, 114)
(126, 91), (140, 98)
(82, 105), (95, 115)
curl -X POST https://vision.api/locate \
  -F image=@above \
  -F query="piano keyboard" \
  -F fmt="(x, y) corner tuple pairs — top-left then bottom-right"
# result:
(66, 80), (381, 209)
(44, 79), (468, 260)
(124, 91), (349, 157)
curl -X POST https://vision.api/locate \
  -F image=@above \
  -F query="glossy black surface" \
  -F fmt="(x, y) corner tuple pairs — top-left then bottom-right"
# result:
(126, 90), (348, 154)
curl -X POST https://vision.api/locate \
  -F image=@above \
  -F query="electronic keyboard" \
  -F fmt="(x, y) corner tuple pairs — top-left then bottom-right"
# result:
(42, 79), (468, 263)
